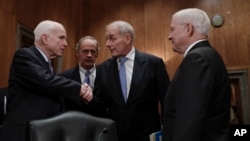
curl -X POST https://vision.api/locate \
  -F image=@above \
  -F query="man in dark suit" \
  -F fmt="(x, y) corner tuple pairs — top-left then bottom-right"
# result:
(162, 8), (231, 141)
(94, 20), (170, 141)
(0, 20), (93, 141)
(59, 36), (105, 117)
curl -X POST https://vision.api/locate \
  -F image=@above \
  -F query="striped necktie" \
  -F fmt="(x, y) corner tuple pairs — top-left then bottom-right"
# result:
(84, 70), (91, 85)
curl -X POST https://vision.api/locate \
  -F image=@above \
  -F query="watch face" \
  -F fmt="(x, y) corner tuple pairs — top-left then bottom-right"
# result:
(211, 15), (224, 27)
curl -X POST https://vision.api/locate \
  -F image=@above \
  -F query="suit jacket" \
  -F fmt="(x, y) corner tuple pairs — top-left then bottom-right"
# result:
(58, 65), (106, 117)
(163, 41), (231, 141)
(94, 49), (170, 141)
(0, 46), (82, 141)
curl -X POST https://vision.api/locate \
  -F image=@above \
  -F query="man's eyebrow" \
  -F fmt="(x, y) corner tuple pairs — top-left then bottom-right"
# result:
(108, 33), (115, 36)
(59, 35), (67, 39)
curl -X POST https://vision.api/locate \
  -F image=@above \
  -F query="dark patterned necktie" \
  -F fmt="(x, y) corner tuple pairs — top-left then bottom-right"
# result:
(83, 70), (91, 85)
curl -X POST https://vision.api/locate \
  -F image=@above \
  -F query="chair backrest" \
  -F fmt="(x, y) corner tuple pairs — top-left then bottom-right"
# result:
(29, 111), (117, 141)
(0, 87), (8, 126)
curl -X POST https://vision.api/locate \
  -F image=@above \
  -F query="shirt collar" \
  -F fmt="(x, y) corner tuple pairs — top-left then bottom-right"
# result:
(117, 47), (135, 63)
(184, 39), (207, 57)
(79, 64), (96, 74)
(35, 46), (49, 62)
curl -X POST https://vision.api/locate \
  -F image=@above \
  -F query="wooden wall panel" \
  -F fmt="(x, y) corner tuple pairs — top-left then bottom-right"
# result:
(82, 0), (250, 79)
(14, 0), (83, 70)
(81, 0), (121, 63)
(117, 0), (146, 53)
(144, 0), (166, 58)
(1, 0), (250, 87)
(82, 0), (146, 64)
(0, 0), (14, 13)
(0, 0), (83, 87)
(0, 9), (16, 87)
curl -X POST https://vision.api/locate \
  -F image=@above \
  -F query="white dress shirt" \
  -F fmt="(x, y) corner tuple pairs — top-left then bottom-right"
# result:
(117, 47), (135, 98)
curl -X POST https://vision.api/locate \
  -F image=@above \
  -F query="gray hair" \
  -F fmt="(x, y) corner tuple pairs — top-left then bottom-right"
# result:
(106, 20), (135, 41)
(173, 8), (211, 36)
(33, 20), (65, 41)
(75, 36), (99, 52)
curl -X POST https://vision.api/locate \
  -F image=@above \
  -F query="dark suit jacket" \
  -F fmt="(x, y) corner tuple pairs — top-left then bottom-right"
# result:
(58, 65), (106, 117)
(94, 49), (170, 141)
(0, 46), (82, 141)
(163, 41), (231, 141)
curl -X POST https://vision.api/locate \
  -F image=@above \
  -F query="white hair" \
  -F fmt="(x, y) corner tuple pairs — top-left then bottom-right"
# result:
(33, 20), (64, 41)
(173, 8), (211, 36)
(106, 20), (135, 41)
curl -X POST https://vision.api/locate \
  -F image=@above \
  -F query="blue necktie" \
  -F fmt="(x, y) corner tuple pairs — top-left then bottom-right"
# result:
(84, 70), (91, 85)
(119, 57), (128, 102)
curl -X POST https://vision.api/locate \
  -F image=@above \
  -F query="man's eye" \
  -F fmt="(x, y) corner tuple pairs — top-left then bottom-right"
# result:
(83, 50), (88, 53)
(59, 36), (66, 40)
(91, 50), (97, 54)
(82, 50), (97, 54)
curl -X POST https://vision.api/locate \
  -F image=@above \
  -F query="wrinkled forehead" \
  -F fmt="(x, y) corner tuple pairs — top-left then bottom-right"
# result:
(106, 25), (120, 35)
(81, 39), (97, 48)
(169, 17), (178, 28)
(171, 16), (182, 25)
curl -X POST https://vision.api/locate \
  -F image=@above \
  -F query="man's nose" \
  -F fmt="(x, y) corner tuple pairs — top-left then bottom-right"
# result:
(106, 40), (111, 47)
(87, 51), (92, 56)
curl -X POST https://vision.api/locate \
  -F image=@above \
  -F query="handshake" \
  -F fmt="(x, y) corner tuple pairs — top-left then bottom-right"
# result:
(80, 83), (93, 103)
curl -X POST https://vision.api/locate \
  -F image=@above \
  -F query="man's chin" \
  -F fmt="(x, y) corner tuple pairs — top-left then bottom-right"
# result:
(56, 52), (64, 57)
(85, 62), (94, 66)
(110, 52), (118, 58)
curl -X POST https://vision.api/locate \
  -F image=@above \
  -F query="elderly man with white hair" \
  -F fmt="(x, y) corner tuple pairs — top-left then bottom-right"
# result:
(163, 8), (231, 141)
(0, 20), (93, 141)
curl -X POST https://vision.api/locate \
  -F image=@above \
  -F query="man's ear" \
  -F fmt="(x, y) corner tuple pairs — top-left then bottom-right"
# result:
(186, 23), (194, 37)
(96, 50), (99, 58)
(41, 34), (48, 44)
(125, 33), (132, 45)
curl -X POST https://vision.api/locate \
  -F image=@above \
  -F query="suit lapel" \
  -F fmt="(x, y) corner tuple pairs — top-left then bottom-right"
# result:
(188, 40), (210, 54)
(29, 46), (51, 72)
(127, 51), (146, 103)
(172, 40), (211, 83)
(109, 58), (127, 103)
(72, 66), (81, 83)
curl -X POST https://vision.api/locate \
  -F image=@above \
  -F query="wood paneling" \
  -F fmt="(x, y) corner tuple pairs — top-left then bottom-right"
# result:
(0, 0), (82, 87)
(14, 0), (83, 70)
(0, 8), (16, 87)
(81, 0), (250, 79)
(1, 0), (250, 87)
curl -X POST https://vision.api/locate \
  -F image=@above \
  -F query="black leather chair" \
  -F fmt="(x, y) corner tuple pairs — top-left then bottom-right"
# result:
(29, 111), (117, 141)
